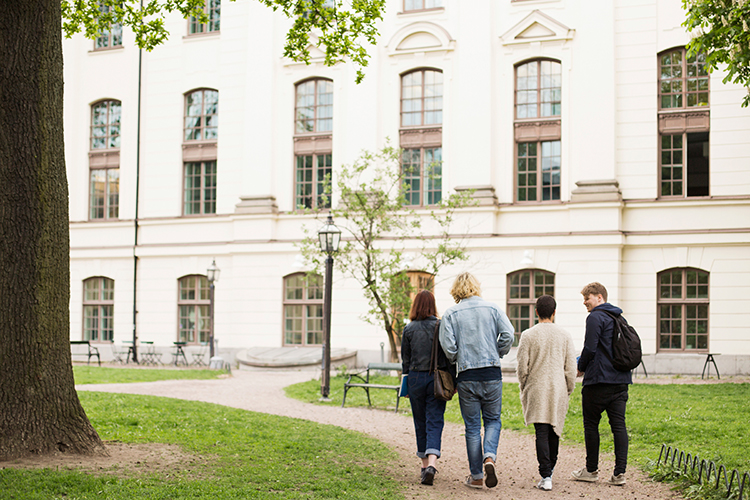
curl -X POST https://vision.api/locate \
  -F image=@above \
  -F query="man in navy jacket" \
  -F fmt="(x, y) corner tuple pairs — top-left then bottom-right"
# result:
(571, 282), (631, 486)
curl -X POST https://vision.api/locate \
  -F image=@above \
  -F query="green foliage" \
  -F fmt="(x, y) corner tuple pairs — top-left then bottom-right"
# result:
(61, 0), (386, 83)
(682, 0), (750, 107)
(73, 365), (228, 385)
(298, 144), (475, 355)
(0, 392), (401, 499)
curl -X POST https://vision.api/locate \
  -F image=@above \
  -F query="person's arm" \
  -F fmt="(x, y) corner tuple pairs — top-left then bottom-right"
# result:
(439, 316), (458, 363)
(564, 334), (577, 395)
(495, 310), (515, 358)
(577, 313), (601, 373)
(401, 327), (411, 375)
(516, 334), (529, 392)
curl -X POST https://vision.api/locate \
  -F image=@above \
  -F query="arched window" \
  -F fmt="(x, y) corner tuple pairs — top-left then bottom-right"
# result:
(183, 89), (218, 215)
(506, 269), (555, 346)
(89, 100), (121, 220)
(400, 68), (443, 207)
(658, 268), (709, 351)
(658, 47), (710, 198)
(283, 273), (324, 346)
(514, 59), (562, 203)
(294, 79), (333, 210)
(83, 277), (114, 342)
(178, 275), (210, 345)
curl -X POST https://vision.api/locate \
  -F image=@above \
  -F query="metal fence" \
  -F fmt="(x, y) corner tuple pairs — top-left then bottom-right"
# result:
(657, 444), (750, 500)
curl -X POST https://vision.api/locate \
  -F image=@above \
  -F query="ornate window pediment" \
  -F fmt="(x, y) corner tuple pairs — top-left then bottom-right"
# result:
(387, 22), (455, 56)
(500, 10), (575, 46)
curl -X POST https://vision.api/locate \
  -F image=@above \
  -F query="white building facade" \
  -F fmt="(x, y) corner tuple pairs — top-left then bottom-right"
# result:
(64, 0), (750, 374)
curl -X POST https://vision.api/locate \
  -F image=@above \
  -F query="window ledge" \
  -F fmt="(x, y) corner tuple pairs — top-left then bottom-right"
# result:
(183, 32), (220, 41)
(89, 45), (125, 54)
(397, 7), (445, 17)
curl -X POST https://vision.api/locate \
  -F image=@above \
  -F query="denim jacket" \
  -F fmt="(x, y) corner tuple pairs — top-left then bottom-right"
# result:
(439, 296), (515, 376)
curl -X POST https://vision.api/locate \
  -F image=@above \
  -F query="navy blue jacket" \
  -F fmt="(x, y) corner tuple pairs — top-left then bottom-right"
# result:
(578, 303), (632, 386)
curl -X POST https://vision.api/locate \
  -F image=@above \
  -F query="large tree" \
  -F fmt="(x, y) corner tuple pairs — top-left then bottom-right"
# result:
(298, 145), (474, 360)
(0, 0), (384, 460)
(682, 0), (750, 107)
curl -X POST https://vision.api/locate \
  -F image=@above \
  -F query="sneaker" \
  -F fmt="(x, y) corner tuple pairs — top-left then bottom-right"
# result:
(484, 460), (498, 488)
(571, 467), (599, 482)
(421, 466), (436, 486)
(536, 477), (552, 491)
(464, 475), (483, 489)
(607, 473), (626, 486)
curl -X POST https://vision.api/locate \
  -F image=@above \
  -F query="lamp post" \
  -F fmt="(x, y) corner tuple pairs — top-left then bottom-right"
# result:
(317, 215), (341, 400)
(207, 259), (221, 359)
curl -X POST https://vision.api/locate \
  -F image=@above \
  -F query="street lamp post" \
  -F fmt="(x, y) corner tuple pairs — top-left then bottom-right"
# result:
(207, 259), (221, 359)
(317, 216), (341, 400)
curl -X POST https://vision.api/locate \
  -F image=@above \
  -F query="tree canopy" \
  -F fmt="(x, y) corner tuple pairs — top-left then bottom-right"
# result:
(62, 0), (386, 82)
(682, 0), (750, 107)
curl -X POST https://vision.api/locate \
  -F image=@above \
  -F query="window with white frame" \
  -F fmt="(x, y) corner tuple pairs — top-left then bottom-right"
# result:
(178, 275), (210, 345)
(89, 99), (121, 220)
(83, 277), (114, 342)
(189, 0), (221, 34)
(283, 273), (324, 346)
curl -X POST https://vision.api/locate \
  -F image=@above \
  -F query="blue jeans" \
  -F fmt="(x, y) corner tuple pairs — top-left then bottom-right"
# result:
(457, 379), (503, 479)
(408, 371), (446, 458)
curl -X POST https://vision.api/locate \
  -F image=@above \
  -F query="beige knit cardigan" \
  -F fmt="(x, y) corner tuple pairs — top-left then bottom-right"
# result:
(516, 322), (577, 437)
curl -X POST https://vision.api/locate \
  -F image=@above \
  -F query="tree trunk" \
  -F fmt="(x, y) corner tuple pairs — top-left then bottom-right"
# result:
(0, 0), (106, 460)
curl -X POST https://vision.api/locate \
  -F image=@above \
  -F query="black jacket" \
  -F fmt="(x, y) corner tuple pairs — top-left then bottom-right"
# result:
(401, 316), (453, 374)
(578, 303), (633, 386)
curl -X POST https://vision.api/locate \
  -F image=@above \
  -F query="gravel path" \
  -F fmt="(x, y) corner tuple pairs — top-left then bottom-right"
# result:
(77, 370), (681, 499)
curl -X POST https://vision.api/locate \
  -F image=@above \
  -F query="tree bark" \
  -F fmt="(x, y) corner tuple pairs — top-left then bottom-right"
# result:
(0, 0), (106, 460)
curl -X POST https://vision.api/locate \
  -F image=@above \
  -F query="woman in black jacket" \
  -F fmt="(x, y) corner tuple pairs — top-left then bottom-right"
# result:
(401, 290), (449, 486)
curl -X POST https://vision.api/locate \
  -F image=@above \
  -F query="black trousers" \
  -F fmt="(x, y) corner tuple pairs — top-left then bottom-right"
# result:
(533, 423), (559, 478)
(581, 383), (629, 475)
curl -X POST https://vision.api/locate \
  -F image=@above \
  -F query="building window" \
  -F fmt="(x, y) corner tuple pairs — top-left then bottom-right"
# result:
(90, 167), (119, 219)
(658, 48), (710, 199)
(184, 160), (217, 215)
(83, 277), (114, 342)
(283, 273), (324, 346)
(514, 60), (562, 203)
(658, 268), (709, 352)
(400, 68), (443, 207)
(295, 153), (331, 210)
(404, 0), (442, 12)
(507, 269), (555, 347)
(184, 89), (218, 141)
(94, 3), (122, 49)
(91, 100), (121, 150)
(189, 0), (221, 34)
(178, 275), (210, 345)
(402, 147), (442, 206)
(295, 79), (333, 134)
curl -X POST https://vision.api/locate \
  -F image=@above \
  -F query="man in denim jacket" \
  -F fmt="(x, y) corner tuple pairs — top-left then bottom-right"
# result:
(439, 272), (514, 489)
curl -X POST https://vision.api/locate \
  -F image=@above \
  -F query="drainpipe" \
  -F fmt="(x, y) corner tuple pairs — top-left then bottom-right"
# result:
(131, 10), (143, 363)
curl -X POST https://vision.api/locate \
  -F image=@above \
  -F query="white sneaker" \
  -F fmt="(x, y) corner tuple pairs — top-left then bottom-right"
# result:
(607, 473), (626, 486)
(571, 467), (599, 482)
(536, 477), (552, 491)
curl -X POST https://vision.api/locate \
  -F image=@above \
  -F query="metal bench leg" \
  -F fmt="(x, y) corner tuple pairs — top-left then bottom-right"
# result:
(365, 387), (372, 407)
(702, 356), (711, 379)
(341, 386), (349, 408)
(395, 390), (400, 413)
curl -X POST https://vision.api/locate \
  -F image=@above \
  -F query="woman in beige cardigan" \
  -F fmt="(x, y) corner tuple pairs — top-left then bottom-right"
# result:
(516, 295), (577, 491)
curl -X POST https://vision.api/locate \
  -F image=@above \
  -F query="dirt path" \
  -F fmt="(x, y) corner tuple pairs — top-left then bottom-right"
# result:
(71, 369), (683, 500)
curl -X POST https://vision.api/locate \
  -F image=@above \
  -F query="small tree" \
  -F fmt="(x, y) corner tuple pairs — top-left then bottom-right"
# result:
(682, 0), (750, 107)
(298, 144), (474, 361)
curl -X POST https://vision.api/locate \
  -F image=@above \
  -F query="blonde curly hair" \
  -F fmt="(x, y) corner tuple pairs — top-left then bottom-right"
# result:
(450, 272), (482, 303)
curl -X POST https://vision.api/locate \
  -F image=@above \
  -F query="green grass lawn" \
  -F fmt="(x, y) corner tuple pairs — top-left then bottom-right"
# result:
(0, 393), (401, 499)
(73, 365), (229, 385)
(286, 375), (750, 472)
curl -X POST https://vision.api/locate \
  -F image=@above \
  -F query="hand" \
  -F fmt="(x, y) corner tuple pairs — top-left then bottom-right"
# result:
(577, 370), (584, 377)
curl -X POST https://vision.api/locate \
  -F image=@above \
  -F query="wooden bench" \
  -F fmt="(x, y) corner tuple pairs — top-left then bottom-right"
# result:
(342, 362), (403, 412)
(70, 340), (101, 366)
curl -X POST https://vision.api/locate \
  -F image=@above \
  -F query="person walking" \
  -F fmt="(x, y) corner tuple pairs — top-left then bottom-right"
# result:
(401, 290), (449, 486)
(516, 295), (577, 491)
(572, 282), (632, 486)
(439, 272), (514, 489)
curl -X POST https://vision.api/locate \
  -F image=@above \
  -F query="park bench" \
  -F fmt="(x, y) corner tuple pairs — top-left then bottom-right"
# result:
(341, 362), (403, 412)
(70, 340), (101, 366)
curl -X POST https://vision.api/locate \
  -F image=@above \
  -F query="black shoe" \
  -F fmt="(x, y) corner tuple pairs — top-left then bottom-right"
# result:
(421, 466), (437, 485)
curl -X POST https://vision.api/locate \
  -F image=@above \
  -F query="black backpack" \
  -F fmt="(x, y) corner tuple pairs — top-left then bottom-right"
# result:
(601, 311), (642, 372)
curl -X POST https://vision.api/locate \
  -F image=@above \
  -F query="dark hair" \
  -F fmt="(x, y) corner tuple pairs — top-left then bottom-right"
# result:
(581, 282), (608, 302)
(409, 290), (438, 321)
(535, 295), (556, 320)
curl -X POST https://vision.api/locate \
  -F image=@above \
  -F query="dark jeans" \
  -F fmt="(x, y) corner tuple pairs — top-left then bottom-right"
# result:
(582, 383), (629, 475)
(408, 371), (446, 458)
(534, 423), (559, 478)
